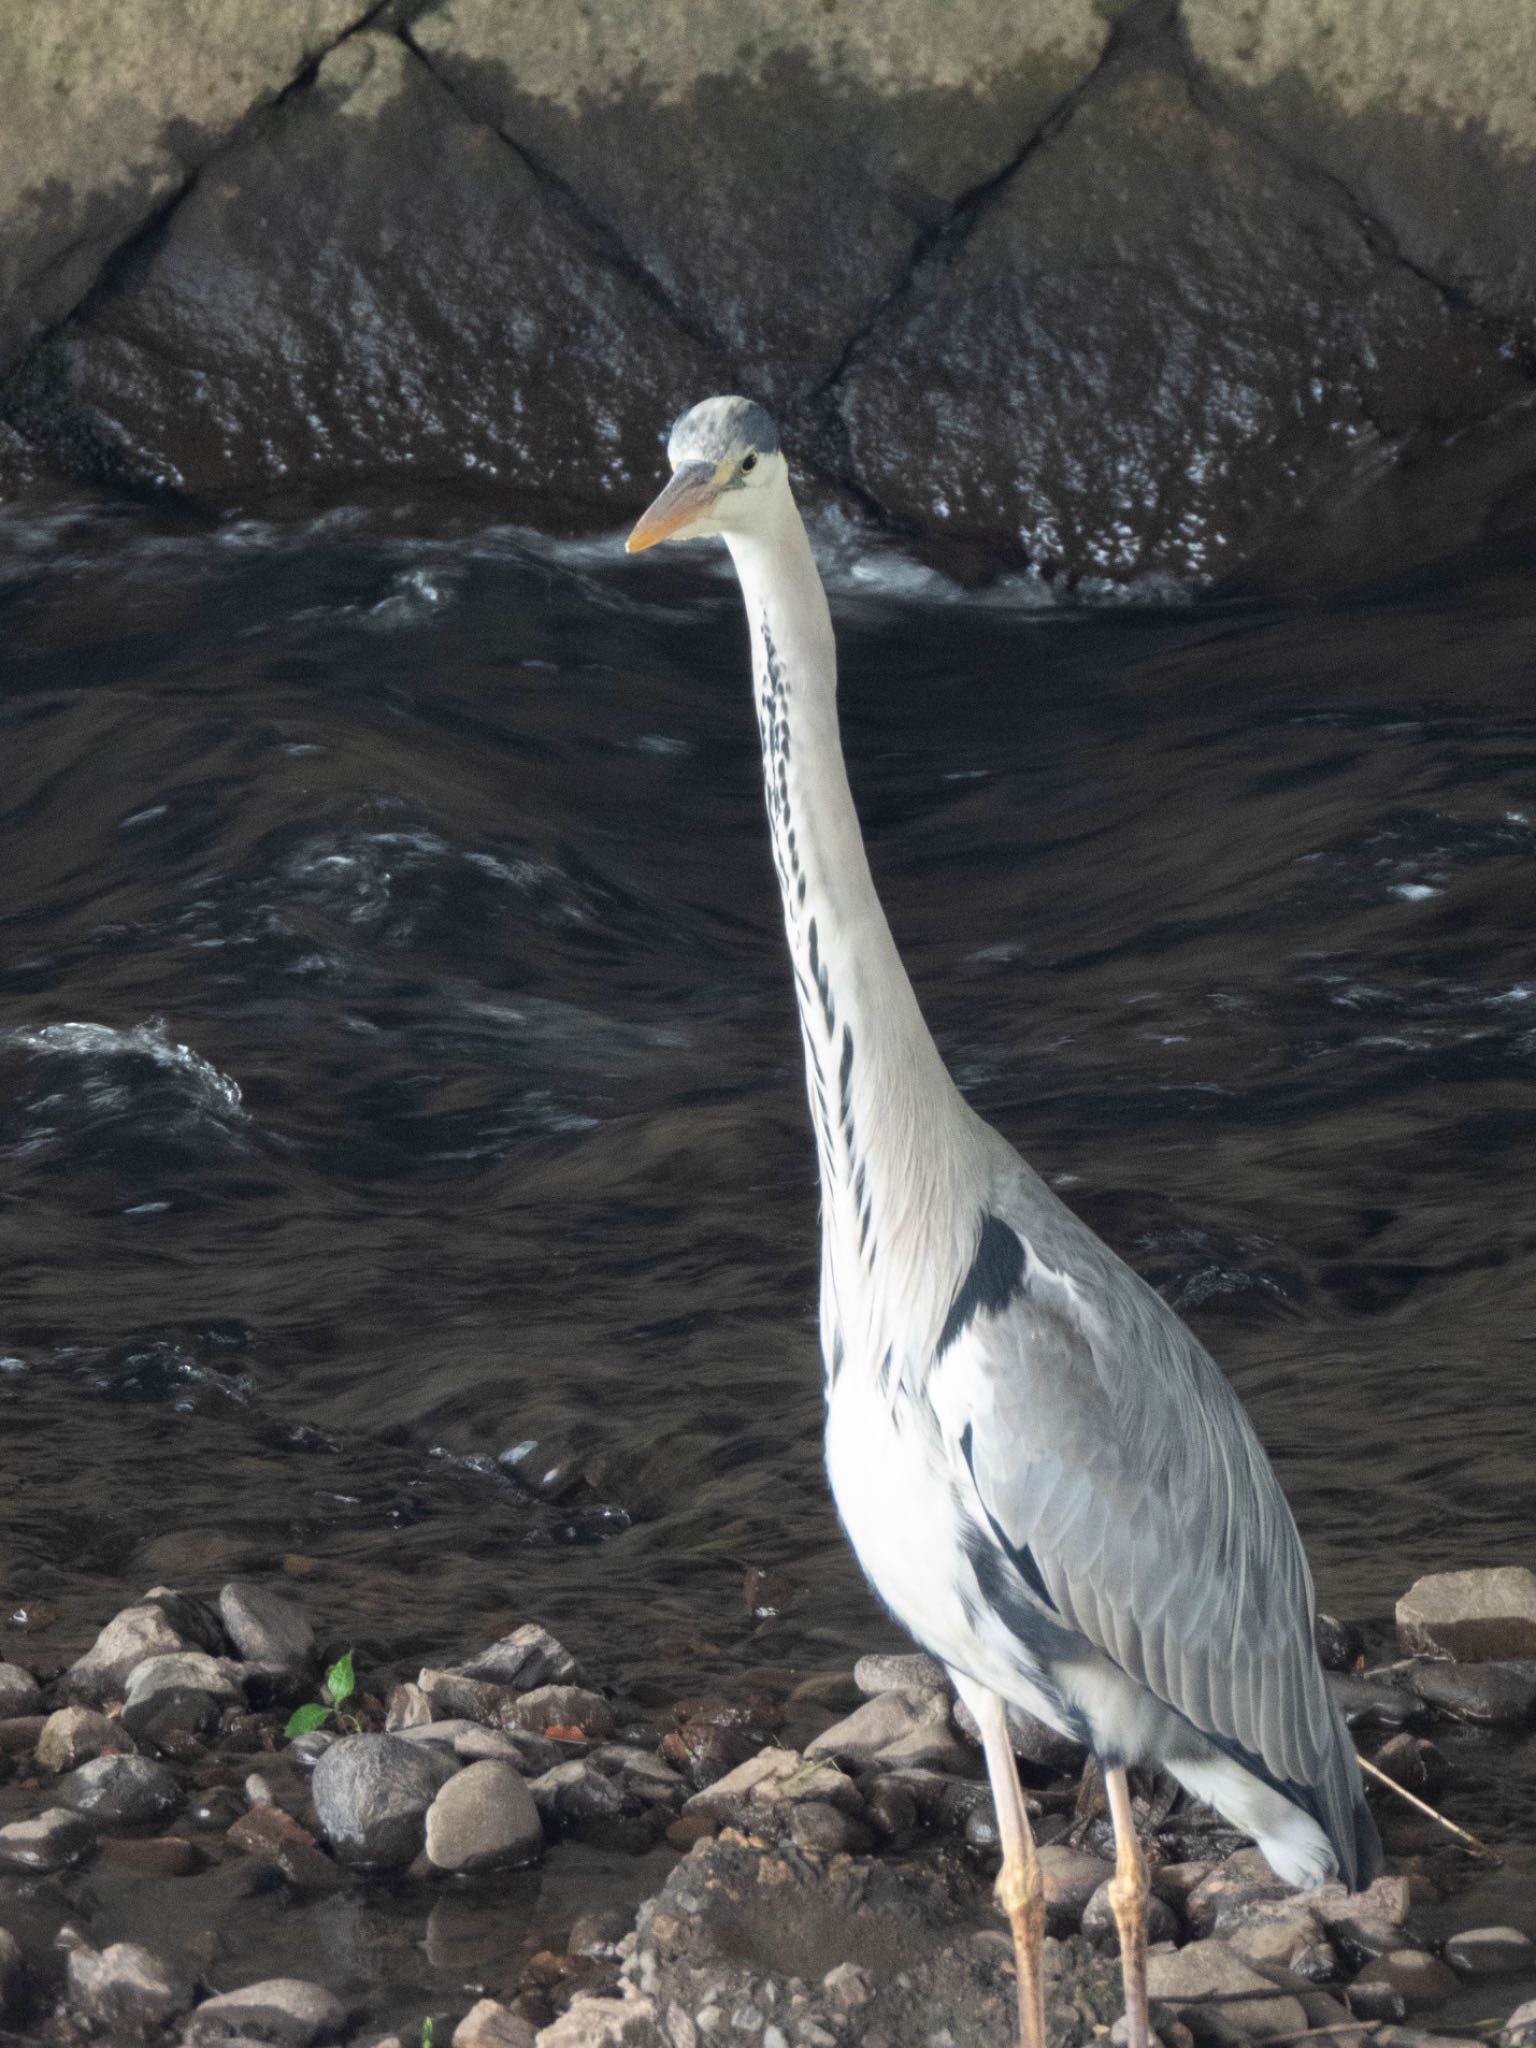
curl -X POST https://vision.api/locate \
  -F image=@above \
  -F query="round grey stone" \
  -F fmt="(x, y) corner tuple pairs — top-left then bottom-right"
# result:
(58, 1753), (181, 1826)
(311, 1732), (458, 1868)
(424, 1759), (543, 1872)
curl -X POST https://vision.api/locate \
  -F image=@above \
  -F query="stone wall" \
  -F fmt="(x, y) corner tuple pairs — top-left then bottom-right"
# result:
(3, 0), (1535, 587)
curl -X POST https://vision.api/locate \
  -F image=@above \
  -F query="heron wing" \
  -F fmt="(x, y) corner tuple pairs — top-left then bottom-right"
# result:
(927, 1195), (1357, 1853)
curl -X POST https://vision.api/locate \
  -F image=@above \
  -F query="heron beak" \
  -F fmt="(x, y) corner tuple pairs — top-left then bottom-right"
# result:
(626, 461), (722, 552)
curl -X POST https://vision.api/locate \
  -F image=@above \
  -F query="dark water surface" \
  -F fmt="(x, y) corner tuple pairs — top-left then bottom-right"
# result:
(2, 502), (1534, 1842)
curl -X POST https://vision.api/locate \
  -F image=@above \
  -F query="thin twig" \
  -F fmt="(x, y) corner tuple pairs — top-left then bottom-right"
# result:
(1356, 1753), (1498, 1858)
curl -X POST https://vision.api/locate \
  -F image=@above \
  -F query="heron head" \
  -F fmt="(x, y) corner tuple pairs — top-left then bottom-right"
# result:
(626, 396), (784, 552)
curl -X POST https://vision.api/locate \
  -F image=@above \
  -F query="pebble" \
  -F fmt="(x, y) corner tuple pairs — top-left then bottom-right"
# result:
(395, 1718), (561, 1772)
(533, 1996), (663, 2048)
(568, 1908), (633, 1958)
(64, 1934), (196, 2031)
(36, 1704), (133, 1771)
(787, 1799), (871, 1857)
(64, 1595), (203, 1697)
(1326, 1672), (1430, 1730)
(805, 1688), (967, 1773)
(187, 1976), (347, 2046)
(0, 1714), (47, 1754)
(1209, 1892), (1325, 1968)
(852, 1652), (947, 1697)
(1445, 1927), (1536, 1976)
(1352, 1951), (1460, 2013)
(1315, 1614), (1365, 1671)
(418, 1667), (516, 1725)
(822, 1963), (875, 2010)
(311, 1732), (459, 1868)
(97, 1834), (203, 1877)
(219, 1580), (317, 1673)
(1370, 1733), (1448, 1794)
(1182, 1852), (1291, 1938)
(1397, 1566), (1536, 1661)
(1036, 1846), (1115, 1936)
(385, 1682), (433, 1729)
(228, 1803), (344, 1888)
(1081, 1879), (1178, 1948)
(424, 1759), (544, 1871)
(187, 1784), (247, 1830)
(530, 1757), (627, 1834)
(1408, 1658), (1536, 1725)
(589, 1744), (686, 1806)
(1504, 1998), (1536, 2047)
(455, 1623), (580, 1691)
(453, 1999), (537, 2048)
(0, 1810), (90, 1875)
(1146, 1938), (1309, 2039)
(121, 1683), (222, 1752)
(59, 1752), (182, 1825)
(504, 1684), (615, 1740)
(0, 1662), (41, 1716)
(125, 1649), (243, 1705)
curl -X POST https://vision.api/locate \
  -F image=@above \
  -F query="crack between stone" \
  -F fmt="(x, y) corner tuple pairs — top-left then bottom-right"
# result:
(396, 25), (734, 365)
(0, 0), (423, 464)
(1168, 13), (1535, 376)
(809, 0), (1179, 412)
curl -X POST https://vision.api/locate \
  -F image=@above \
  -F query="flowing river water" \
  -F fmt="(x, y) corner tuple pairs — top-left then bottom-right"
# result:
(1, 500), (1534, 1946)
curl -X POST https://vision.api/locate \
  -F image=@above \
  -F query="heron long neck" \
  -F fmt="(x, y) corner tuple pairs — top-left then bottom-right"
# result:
(726, 493), (973, 1373)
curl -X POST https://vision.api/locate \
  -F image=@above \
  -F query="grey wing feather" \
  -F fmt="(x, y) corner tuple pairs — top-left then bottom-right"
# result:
(934, 1177), (1366, 1875)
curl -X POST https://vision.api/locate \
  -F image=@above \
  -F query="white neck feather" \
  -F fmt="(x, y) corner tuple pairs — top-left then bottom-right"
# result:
(725, 488), (980, 1379)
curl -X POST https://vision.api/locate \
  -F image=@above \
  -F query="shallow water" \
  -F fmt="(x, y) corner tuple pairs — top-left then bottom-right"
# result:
(1, 501), (1534, 1843)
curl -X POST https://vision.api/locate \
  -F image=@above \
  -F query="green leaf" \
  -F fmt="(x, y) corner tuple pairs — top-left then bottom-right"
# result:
(284, 1702), (332, 1738)
(422, 2019), (434, 2048)
(324, 1651), (355, 1707)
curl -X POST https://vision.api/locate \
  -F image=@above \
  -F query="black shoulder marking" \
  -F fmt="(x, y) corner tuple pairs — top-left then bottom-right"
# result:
(959, 1421), (1059, 1615)
(936, 1213), (1026, 1360)
(962, 1532), (1091, 1747)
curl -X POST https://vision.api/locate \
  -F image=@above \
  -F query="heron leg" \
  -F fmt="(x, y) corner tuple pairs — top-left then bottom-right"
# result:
(1105, 1764), (1151, 2048)
(976, 1690), (1048, 2048)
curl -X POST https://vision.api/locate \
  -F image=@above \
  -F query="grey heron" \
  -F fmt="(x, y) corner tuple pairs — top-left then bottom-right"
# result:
(627, 396), (1380, 2048)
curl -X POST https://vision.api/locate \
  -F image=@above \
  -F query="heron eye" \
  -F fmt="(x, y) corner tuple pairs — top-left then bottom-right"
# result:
(741, 452), (758, 474)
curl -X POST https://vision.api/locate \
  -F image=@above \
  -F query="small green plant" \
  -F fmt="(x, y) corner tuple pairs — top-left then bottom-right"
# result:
(284, 1651), (359, 1739)
(421, 2019), (434, 2048)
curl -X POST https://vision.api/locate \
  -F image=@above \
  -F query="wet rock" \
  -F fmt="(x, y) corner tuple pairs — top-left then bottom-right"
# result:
(1317, 1874), (1412, 1932)
(36, 1704), (133, 1771)
(1146, 1939), (1309, 2039)
(588, 1744), (686, 1808)
(419, 1667), (516, 1726)
(1397, 1568), (1536, 1661)
(505, 1685), (615, 1741)
(50, 31), (731, 519)
(64, 1934), (195, 2033)
(227, 1803), (344, 1889)
(1408, 1658), (1536, 1724)
(952, 1693), (1087, 1774)
(125, 1649), (243, 1704)
(188, 1785), (247, 1831)
(1291, 1943), (1345, 1985)
(121, 1683), (222, 1752)
(853, 1651), (948, 1698)
(1037, 1847), (1115, 1936)
(0, 1662), (40, 1716)
(0, 1714), (46, 1754)
(97, 1834), (203, 1877)
(219, 1581), (316, 1675)
(1214, 1895), (1327, 1970)
(683, 1745), (863, 1818)
(1369, 1734), (1448, 1795)
(311, 1732), (459, 1869)
(413, 0), (1106, 408)
(1315, 1615), (1365, 1672)
(788, 1799), (872, 1857)
(454, 2000), (537, 2048)
(385, 1682), (433, 1731)
(425, 1759), (544, 1872)
(59, 1752), (181, 1825)
(188, 1976), (347, 2046)
(63, 1597), (195, 1699)
(838, 62), (1515, 587)
(0, 0), (365, 377)
(1327, 1672), (1430, 1730)
(1082, 1879), (1179, 1948)
(805, 1688), (967, 1772)
(396, 1718), (560, 1772)
(1348, 1977), (1409, 2023)
(457, 1623), (581, 1692)
(1183, 1851), (1292, 1937)
(1446, 1927), (1536, 1976)
(1505, 1999), (1536, 2047)
(530, 1758), (627, 1836)
(742, 1565), (795, 1617)
(0, 1804), (92, 1871)
(534, 1996), (664, 2048)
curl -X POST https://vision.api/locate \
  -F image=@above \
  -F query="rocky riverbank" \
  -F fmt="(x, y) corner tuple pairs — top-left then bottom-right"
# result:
(0, 1567), (1533, 2047)
(4, 1), (1536, 588)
